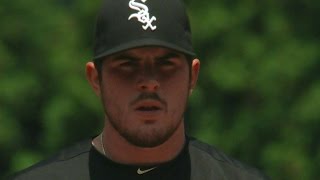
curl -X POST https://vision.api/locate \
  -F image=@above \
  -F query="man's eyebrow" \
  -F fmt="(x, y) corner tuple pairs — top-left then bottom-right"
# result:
(156, 52), (182, 61)
(111, 53), (140, 62)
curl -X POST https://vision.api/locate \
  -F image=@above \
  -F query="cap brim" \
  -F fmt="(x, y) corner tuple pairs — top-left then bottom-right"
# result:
(93, 38), (196, 60)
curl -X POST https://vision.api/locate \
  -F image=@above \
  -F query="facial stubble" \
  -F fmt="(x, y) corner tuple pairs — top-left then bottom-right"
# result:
(100, 86), (190, 148)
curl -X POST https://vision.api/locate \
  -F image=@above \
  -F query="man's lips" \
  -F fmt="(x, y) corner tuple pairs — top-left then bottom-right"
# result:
(133, 100), (164, 112)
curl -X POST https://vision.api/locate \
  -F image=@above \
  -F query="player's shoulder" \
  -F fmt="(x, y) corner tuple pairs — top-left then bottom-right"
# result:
(188, 137), (270, 180)
(10, 139), (92, 180)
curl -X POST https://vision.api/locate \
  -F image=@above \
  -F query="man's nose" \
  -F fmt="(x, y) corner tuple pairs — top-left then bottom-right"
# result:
(136, 66), (160, 92)
(137, 78), (160, 92)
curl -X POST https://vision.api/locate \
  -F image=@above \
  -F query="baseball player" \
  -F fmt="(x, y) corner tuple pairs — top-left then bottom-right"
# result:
(12, 0), (269, 179)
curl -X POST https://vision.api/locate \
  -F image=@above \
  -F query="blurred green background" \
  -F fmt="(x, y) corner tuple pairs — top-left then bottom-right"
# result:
(1, 0), (319, 179)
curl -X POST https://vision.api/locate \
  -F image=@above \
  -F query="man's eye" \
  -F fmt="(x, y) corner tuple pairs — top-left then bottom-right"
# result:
(158, 60), (175, 66)
(120, 61), (138, 67)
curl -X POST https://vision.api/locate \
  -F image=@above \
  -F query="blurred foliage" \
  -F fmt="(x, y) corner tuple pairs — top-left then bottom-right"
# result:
(0, 0), (319, 179)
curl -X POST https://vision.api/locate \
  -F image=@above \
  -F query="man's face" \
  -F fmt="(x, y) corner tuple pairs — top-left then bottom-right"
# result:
(87, 47), (200, 147)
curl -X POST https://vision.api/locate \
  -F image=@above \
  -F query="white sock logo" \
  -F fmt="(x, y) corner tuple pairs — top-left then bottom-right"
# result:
(128, 0), (157, 31)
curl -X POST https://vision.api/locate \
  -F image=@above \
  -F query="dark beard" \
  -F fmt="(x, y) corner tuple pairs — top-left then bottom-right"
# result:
(108, 117), (183, 147)
(103, 92), (188, 148)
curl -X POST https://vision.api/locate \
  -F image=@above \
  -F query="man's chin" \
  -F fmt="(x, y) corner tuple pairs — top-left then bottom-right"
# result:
(107, 113), (183, 148)
(123, 132), (171, 148)
(128, 138), (167, 148)
(119, 126), (176, 148)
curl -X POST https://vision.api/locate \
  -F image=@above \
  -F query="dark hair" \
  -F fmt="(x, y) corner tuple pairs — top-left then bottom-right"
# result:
(93, 57), (104, 81)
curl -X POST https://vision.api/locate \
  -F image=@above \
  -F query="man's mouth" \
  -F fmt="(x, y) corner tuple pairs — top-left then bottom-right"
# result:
(136, 106), (161, 111)
(133, 100), (164, 112)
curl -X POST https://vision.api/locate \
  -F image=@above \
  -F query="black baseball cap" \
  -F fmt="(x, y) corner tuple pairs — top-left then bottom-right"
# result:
(93, 0), (195, 60)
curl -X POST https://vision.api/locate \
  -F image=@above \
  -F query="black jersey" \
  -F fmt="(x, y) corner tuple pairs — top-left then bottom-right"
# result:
(11, 137), (269, 180)
(89, 138), (190, 180)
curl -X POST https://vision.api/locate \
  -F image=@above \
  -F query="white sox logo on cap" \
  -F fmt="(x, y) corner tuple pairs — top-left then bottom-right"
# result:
(128, 0), (157, 31)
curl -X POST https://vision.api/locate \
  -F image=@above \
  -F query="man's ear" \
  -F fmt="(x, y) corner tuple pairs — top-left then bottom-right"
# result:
(189, 59), (200, 94)
(86, 61), (101, 97)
